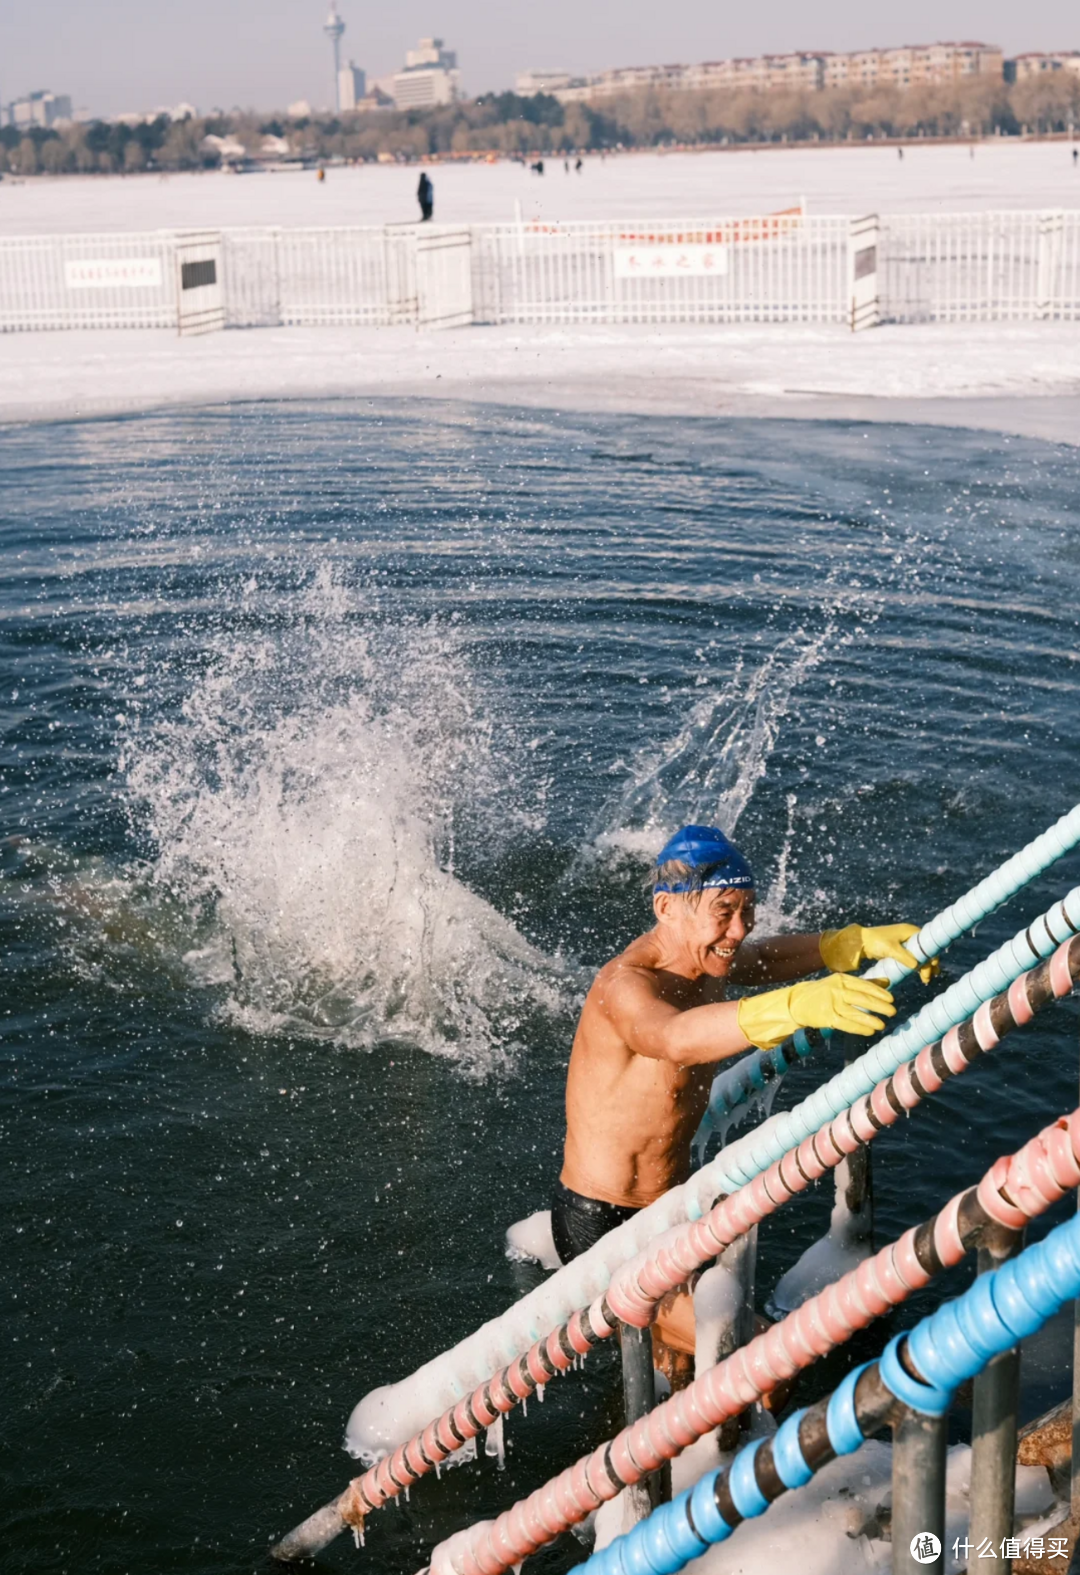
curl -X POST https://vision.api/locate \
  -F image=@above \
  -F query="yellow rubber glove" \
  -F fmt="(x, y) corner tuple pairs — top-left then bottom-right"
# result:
(819, 922), (938, 985)
(737, 973), (896, 1051)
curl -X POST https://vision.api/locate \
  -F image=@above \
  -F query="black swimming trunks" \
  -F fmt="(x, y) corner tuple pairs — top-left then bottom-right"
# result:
(550, 1179), (641, 1265)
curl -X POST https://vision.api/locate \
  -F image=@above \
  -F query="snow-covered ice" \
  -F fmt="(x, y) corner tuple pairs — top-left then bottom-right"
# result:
(3, 143), (1080, 237)
(3, 140), (1079, 442)
(2, 321), (1079, 446)
(2, 141), (1078, 444)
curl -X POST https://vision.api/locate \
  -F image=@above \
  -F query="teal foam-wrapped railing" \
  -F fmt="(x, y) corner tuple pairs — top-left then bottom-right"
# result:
(696, 798), (1080, 1144)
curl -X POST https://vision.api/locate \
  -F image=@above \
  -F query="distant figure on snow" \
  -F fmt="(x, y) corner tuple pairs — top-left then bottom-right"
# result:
(897, 146), (903, 161)
(1074, 147), (1078, 167)
(417, 170), (433, 222)
(530, 158), (544, 176)
(564, 159), (570, 173)
(317, 166), (326, 182)
(575, 156), (583, 172)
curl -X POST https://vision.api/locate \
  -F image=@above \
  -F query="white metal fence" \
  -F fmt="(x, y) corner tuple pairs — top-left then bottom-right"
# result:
(1, 212), (1078, 334)
(471, 213), (852, 325)
(0, 230), (179, 330)
(880, 211), (1080, 322)
(221, 227), (419, 328)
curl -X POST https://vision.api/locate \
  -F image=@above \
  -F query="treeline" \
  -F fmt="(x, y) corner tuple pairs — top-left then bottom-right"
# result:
(2, 74), (1078, 175)
(0, 115), (221, 174)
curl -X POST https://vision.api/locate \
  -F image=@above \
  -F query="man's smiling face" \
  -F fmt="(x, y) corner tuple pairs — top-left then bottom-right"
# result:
(653, 885), (756, 978)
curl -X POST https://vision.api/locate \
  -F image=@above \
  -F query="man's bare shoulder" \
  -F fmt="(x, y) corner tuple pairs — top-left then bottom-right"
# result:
(586, 934), (666, 1011)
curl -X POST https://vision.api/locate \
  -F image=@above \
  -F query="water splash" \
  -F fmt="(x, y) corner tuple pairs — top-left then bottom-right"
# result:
(588, 628), (832, 864)
(123, 566), (568, 1074)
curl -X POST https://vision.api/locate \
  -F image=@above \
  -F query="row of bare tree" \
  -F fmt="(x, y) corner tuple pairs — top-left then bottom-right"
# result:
(2, 75), (1077, 176)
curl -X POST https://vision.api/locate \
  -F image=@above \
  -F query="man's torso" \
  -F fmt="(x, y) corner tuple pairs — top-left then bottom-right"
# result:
(560, 934), (727, 1208)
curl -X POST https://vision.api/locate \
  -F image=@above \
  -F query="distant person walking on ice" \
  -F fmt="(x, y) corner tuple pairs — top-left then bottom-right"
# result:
(417, 170), (433, 222)
(550, 824), (933, 1385)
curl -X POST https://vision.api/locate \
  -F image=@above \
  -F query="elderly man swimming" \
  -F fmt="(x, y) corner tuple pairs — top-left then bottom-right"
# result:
(553, 825), (931, 1379)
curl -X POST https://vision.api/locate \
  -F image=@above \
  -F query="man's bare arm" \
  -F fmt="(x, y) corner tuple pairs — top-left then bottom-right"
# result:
(601, 967), (751, 1066)
(728, 933), (824, 986)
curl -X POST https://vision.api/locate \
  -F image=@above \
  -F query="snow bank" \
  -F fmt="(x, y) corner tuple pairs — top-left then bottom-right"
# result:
(2, 321), (1079, 444)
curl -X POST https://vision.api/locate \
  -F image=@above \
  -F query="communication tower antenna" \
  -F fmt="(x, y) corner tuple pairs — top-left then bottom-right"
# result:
(323, 3), (346, 109)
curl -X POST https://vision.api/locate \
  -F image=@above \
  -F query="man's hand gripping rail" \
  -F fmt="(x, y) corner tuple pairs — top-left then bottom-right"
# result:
(696, 799), (1080, 1143)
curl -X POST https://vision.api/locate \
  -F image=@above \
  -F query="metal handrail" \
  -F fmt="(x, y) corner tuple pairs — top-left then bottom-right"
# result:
(271, 934), (1080, 1561)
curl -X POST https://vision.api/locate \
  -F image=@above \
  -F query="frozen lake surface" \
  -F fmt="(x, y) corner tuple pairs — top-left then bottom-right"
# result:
(2, 141), (1080, 237)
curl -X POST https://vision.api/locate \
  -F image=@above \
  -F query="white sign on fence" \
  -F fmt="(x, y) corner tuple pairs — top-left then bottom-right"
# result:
(64, 257), (163, 290)
(614, 245), (729, 279)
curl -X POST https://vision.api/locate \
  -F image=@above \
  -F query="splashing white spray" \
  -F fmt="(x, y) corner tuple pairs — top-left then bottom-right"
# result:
(124, 567), (568, 1072)
(583, 629), (832, 927)
(591, 630), (830, 855)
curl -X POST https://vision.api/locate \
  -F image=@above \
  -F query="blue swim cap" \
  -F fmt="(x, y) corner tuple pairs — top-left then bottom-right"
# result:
(652, 825), (754, 893)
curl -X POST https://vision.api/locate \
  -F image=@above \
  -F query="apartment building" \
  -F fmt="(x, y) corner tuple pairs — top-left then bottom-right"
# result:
(520, 40), (1006, 105)
(684, 55), (826, 94)
(824, 42), (1004, 89)
(514, 71), (578, 96)
(392, 38), (461, 109)
(1010, 52), (1080, 81)
(5, 90), (73, 129)
(572, 53), (824, 99)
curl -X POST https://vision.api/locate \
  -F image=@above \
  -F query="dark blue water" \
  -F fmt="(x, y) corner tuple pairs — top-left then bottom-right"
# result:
(2, 401), (1079, 1574)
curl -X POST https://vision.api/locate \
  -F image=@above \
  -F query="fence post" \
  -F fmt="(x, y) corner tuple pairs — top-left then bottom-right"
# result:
(1036, 211), (1064, 321)
(849, 213), (881, 331)
(695, 1226), (757, 1448)
(969, 1231), (1023, 1570)
(892, 1406), (947, 1573)
(272, 226), (283, 327)
(620, 1322), (660, 1523)
(174, 230), (225, 337)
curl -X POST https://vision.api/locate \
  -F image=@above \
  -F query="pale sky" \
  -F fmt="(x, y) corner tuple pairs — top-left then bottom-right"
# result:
(4, 0), (1077, 119)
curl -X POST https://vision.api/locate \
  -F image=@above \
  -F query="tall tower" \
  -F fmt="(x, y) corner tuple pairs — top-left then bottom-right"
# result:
(323, 3), (346, 108)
